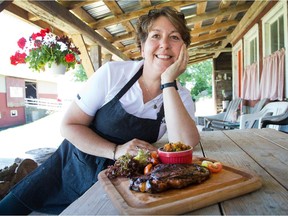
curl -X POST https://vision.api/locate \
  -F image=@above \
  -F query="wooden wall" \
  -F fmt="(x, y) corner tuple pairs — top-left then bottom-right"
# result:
(213, 52), (232, 113)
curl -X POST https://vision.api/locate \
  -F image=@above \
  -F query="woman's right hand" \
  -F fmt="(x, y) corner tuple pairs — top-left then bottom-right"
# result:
(114, 139), (157, 160)
(161, 43), (188, 83)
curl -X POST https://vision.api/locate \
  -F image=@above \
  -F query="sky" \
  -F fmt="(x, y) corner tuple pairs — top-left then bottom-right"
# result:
(0, 11), (40, 74)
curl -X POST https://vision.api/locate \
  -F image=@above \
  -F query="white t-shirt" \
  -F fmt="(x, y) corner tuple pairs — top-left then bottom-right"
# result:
(75, 60), (195, 140)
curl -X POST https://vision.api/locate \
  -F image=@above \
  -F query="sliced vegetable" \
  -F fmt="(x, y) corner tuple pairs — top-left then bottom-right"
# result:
(201, 160), (223, 173)
(134, 149), (150, 166)
(144, 163), (153, 175)
(150, 151), (160, 165)
(201, 160), (213, 167)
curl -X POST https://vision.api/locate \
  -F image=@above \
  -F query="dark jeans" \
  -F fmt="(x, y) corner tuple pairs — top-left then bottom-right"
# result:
(0, 193), (32, 215)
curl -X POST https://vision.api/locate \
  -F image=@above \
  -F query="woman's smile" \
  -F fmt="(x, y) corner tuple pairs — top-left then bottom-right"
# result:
(142, 16), (184, 72)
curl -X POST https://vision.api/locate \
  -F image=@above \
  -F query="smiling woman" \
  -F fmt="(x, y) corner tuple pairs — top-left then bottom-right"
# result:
(0, 7), (199, 215)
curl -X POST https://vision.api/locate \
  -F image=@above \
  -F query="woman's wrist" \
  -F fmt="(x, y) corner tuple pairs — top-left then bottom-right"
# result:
(160, 80), (178, 90)
(113, 145), (118, 160)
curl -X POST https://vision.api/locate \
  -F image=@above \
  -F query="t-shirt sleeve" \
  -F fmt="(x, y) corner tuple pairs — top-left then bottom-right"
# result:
(75, 64), (109, 116)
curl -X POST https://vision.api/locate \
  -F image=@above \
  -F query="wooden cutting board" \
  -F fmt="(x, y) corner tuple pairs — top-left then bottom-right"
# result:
(98, 157), (262, 215)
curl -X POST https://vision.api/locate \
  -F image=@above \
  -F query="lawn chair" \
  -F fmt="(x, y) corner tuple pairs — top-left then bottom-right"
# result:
(239, 101), (288, 129)
(261, 111), (288, 133)
(251, 98), (269, 113)
(203, 98), (242, 130)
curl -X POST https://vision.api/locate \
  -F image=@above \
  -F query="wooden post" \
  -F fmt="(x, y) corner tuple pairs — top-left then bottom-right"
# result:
(103, 53), (112, 65)
(90, 45), (102, 71)
(71, 34), (94, 78)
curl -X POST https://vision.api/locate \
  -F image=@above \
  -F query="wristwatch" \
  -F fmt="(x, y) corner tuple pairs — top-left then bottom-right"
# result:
(160, 80), (178, 90)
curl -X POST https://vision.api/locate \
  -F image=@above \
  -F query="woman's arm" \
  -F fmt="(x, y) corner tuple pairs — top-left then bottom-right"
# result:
(60, 101), (157, 160)
(162, 87), (199, 147)
(161, 44), (200, 147)
(60, 101), (117, 159)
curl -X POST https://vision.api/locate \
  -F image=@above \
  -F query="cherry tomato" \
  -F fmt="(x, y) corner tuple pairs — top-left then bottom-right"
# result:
(144, 163), (153, 175)
(207, 162), (222, 173)
(201, 160), (223, 173)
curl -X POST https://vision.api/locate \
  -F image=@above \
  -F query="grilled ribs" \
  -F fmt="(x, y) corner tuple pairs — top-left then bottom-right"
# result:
(129, 163), (211, 193)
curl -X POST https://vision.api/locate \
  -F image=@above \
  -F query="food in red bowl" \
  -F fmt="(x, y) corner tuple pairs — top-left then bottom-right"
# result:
(158, 142), (193, 164)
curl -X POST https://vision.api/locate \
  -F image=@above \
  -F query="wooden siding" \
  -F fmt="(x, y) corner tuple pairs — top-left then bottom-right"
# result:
(0, 93), (25, 128)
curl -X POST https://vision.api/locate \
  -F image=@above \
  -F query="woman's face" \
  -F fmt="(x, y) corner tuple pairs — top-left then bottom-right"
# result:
(141, 16), (184, 73)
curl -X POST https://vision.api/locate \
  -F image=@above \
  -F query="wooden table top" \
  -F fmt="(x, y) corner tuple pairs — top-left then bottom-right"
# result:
(60, 128), (288, 215)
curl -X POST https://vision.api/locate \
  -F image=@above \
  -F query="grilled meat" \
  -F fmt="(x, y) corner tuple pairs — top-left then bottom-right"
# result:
(129, 163), (211, 193)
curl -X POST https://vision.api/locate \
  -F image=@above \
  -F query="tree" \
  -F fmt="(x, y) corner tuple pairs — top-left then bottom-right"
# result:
(179, 59), (213, 101)
(71, 64), (88, 82)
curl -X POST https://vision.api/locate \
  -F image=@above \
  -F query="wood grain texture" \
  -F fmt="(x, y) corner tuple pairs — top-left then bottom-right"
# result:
(61, 129), (288, 215)
(96, 158), (261, 215)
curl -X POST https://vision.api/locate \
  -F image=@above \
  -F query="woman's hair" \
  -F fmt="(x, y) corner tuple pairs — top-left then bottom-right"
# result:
(136, 6), (191, 48)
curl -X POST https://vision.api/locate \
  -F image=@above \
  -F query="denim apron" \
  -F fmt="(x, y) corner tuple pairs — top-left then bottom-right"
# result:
(10, 68), (164, 214)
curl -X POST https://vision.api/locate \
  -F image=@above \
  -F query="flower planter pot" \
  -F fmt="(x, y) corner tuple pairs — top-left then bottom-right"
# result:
(45, 63), (66, 75)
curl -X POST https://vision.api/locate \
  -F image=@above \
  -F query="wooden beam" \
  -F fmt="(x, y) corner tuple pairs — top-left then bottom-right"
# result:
(70, 34), (94, 78)
(191, 31), (231, 44)
(13, 0), (129, 61)
(103, 1), (135, 33)
(191, 20), (238, 35)
(189, 48), (231, 55)
(90, 1), (203, 29)
(229, 0), (271, 45)
(90, 45), (102, 72)
(103, 53), (112, 65)
(58, 0), (97, 10)
(186, 4), (251, 25)
(5, 4), (64, 36)
(193, 1), (207, 37)
(0, 0), (12, 13)
(189, 55), (214, 65)
(139, 0), (152, 8)
(214, 0), (271, 59)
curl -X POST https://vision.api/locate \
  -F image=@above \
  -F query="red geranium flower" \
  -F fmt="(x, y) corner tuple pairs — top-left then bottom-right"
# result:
(65, 53), (76, 63)
(10, 52), (27, 65)
(10, 28), (81, 72)
(17, 37), (26, 49)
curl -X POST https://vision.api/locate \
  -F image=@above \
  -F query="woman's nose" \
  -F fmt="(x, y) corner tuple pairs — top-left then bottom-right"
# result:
(159, 38), (171, 49)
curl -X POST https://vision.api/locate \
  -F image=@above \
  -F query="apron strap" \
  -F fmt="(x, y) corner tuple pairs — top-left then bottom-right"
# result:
(157, 103), (164, 120)
(114, 67), (143, 100)
(114, 66), (165, 120)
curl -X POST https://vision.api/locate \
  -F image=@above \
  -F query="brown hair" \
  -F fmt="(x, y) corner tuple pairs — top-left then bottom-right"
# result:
(136, 6), (191, 48)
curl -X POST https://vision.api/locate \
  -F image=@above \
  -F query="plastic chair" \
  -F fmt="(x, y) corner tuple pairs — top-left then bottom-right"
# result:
(261, 111), (288, 132)
(203, 98), (242, 130)
(251, 98), (269, 113)
(239, 101), (288, 129)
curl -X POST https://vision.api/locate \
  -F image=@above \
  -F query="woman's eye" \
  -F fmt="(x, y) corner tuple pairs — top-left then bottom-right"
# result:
(171, 35), (181, 40)
(151, 34), (160, 39)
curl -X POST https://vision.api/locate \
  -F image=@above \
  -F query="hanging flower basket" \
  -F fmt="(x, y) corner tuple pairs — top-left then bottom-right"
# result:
(10, 28), (81, 73)
(45, 62), (67, 75)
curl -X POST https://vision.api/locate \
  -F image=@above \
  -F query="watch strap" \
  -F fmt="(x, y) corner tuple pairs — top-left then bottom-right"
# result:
(160, 80), (178, 90)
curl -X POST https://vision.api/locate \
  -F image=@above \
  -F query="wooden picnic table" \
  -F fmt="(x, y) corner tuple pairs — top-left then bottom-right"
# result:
(60, 128), (288, 215)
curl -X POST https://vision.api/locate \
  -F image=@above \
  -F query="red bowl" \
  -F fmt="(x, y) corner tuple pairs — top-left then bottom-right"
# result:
(158, 147), (193, 164)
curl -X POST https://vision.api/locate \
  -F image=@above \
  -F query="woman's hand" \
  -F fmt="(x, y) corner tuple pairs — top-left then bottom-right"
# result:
(161, 44), (188, 83)
(114, 139), (157, 160)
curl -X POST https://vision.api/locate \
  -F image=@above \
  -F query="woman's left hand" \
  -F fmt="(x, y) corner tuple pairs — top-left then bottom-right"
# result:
(115, 139), (157, 159)
(161, 44), (188, 83)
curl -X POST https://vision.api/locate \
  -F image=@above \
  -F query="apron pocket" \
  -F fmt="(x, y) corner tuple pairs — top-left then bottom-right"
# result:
(61, 148), (96, 199)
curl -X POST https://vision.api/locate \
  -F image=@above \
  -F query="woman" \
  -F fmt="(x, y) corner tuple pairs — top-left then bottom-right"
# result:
(0, 6), (199, 214)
